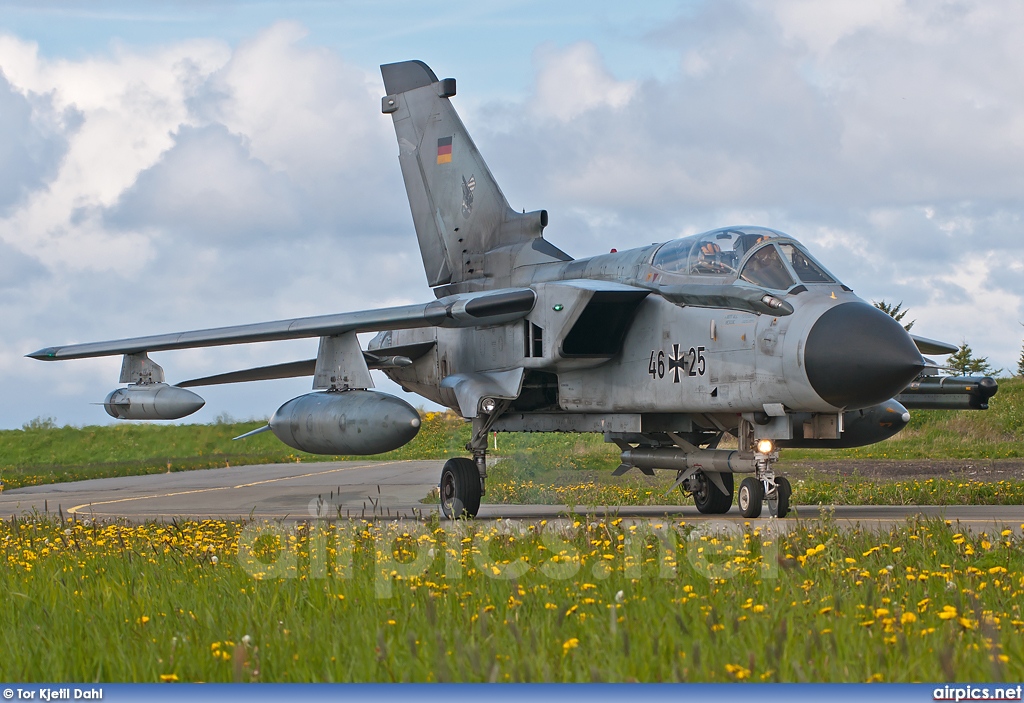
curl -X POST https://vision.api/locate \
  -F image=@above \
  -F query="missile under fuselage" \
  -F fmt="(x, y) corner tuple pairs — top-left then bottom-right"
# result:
(896, 375), (998, 410)
(269, 389), (421, 455)
(104, 383), (205, 420)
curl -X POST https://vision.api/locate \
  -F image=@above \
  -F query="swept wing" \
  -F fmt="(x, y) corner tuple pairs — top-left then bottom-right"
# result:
(28, 289), (535, 361)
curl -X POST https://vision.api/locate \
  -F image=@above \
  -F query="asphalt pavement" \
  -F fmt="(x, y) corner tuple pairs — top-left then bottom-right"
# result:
(1, 459), (1021, 532)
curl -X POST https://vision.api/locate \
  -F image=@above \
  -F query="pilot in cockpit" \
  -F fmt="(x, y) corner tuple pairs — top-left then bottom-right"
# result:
(693, 241), (732, 274)
(740, 244), (796, 290)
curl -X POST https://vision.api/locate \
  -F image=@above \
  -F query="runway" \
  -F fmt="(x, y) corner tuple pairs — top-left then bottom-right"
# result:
(1, 459), (1022, 531)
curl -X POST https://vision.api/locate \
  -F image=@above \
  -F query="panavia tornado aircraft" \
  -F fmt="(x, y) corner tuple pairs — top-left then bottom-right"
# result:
(30, 60), (999, 519)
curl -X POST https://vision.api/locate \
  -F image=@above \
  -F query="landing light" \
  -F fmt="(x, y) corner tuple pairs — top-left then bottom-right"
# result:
(480, 397), (497, 414)
(756, 439), (775, 454)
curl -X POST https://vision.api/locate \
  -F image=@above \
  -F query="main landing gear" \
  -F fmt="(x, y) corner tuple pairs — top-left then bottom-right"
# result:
(440, 406), (507, 519)
(688, 470), (734, 514)
(440, 457), (481, 519)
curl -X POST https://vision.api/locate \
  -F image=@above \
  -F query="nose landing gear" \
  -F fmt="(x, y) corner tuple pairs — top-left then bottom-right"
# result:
(738, 475), (792, 518)
(767, 476), (792, 518)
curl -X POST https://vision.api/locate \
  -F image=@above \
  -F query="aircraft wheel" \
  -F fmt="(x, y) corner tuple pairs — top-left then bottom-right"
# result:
(440, 457), (481, 519)
(692, 471), (734, 514)
(767, 476), (792, 518)
(738, 477), (764, 518)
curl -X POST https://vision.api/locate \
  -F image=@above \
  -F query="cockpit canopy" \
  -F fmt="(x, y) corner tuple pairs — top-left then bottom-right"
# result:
(651, 226), (837, 290)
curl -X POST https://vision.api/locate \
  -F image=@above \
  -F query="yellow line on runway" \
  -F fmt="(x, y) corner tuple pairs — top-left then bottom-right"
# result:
(67, 460), (411, 515)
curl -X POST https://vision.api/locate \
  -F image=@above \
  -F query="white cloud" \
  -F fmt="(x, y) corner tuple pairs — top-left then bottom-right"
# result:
(771, 0), (906, 56)
(480, 0), (1024, 371)
(106, 124), (304, 243)
(0, 24), (424, 427)
(0, 69), (76, 213)
(529, 42), (637, 122)
(191, 22), (387, 179)
(1, 4), (1023, 429)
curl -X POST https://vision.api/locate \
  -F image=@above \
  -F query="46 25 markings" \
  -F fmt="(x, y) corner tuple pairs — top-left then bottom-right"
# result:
(649, 344), (706, 383)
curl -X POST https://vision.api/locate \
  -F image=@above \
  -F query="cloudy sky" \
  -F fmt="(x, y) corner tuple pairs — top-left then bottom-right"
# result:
(1, 0), (1022, 429)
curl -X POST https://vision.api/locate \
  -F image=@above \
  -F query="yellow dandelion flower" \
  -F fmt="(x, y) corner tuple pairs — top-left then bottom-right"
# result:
(562, 638), (579, 654)
(158, 674), (178, 683)
(725, 664), (751, 680)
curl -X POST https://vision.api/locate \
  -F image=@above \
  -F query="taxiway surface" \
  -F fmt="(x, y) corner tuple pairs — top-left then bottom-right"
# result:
(1, 459), (1021, 530)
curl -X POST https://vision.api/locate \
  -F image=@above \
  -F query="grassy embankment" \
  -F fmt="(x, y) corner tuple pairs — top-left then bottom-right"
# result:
(1, 377), (1021, 506)
(2, 514), (1023, 682)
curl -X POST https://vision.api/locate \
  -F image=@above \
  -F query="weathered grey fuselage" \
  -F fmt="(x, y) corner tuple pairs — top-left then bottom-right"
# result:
(371, 232), (914, 442)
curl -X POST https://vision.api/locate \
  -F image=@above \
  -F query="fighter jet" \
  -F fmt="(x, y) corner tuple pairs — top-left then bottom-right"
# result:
(29, 60), (998, 519)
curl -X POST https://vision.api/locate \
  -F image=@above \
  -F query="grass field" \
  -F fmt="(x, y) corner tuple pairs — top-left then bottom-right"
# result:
(2, 382), (1021, 683)
(2, 513), (1022, 682)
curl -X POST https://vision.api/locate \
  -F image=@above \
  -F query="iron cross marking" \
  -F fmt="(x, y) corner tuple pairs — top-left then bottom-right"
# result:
(667, 343), (685, 383)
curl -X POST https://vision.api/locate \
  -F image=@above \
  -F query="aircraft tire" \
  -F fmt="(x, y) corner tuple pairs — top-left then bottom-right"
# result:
(440, 457), (481, 519)
(767, 476), (792, 518)
(692, 471), (733, 514)
(738, 477), (763, 518)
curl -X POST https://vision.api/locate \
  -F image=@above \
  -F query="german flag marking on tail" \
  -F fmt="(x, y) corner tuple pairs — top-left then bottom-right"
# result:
(437, 136), (453, 164)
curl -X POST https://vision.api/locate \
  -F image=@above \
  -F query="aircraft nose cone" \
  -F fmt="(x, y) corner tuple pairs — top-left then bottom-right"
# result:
(805, 302), (924, 409)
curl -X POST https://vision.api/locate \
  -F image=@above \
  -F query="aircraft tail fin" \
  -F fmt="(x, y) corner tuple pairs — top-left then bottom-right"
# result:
(381, 61), (555, 290)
